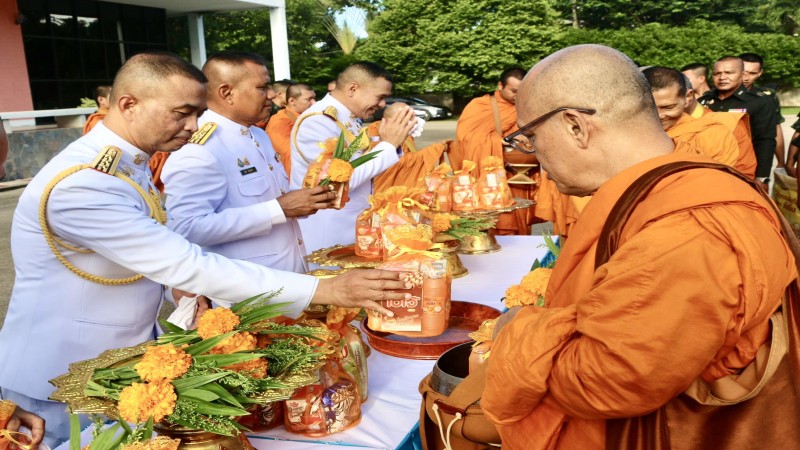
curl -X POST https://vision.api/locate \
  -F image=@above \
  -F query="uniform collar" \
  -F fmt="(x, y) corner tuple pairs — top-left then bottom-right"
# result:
(316, 94), (361, 130)
(201, 109), (255, 138)
(88, 122), (151, 171)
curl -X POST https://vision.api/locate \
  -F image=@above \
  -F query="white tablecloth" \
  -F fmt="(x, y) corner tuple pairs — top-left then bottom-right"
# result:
(249, 235), (547, 449)
(57, 236), (547, 450)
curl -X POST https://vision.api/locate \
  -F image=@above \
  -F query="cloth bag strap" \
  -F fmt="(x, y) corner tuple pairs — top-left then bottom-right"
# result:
(489, 95), (504, 137)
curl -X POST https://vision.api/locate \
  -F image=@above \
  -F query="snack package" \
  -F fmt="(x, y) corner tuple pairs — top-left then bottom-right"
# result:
(421, 164), (453, 212)
(326, 307), (370, 402)
(285, 360), (361, 436)
(302, 149), (350, 210)
(355, 197), (385, 259)
(368, 225), (451, 337)
(378, 187), (428, 259)
(238, 402), (284, 431)
(478, 156), (515, 209)
(451, 160), (480, 211)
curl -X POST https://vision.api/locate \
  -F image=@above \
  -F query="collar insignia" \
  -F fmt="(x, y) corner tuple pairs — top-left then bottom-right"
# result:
(133, 153), (147, 165)
(189, 122), (217, 145)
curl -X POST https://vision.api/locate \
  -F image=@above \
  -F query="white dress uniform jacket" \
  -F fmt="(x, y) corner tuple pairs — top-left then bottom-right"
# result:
(290, 94), (400, 253)
(162, 110), (306, 273)
(0, 123), (317, 401)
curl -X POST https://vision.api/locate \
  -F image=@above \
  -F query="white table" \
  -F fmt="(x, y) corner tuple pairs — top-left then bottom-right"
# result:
(249, 235), (547, 449)
(58, 236), (547, 450)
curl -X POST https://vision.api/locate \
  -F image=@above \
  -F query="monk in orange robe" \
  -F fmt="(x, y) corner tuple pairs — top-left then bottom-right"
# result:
(368, 102), (447, 193)
(266, 83), (316, 176)
(453, 68), (536, 235)
(82, 85), (112, 135)
(484, 45), (797, 450)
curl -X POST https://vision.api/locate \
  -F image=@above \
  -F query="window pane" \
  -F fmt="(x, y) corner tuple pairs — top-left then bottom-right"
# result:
(98, 2), (121, 41)
(19, 0), (49, 36)
(82, 41), (106, 79)
(30, 81), (60, 110)
(50, 14), (77, 38)
(60, 81), (87, 109)
(23, 37), (55, 80)
(54, 39), (82, 79)
(120, 5), (145, 42)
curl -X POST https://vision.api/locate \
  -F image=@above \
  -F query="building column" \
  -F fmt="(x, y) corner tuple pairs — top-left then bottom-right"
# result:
(269, 6), (291, 80)
(187, 13), (207, 68)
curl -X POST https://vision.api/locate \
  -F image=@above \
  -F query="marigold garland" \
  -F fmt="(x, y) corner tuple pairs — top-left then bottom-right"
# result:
(519, 268), (553, 298)
(503, 284), (538, 308)
(118, 380), (177, 424)
(196, 308), (240, 339)
(327, 158), (354, 182)
(432, 213), (458, 233)
(134, 344), (192, 382)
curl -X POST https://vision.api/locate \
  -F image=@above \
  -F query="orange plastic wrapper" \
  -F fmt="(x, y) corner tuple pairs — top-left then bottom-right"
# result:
(238, 402), (284, 431)
(355, 196), (385, 259)
(368, 224), (451, 337)
(478, 156), (515, 209)
(326, 307), (370, 402)
(302, 145), (350, 210)
(420, 164), (453, 212)
(284, 360), (361, 436)
(377, 187), (429, 259)
(451, 160), (480, 211)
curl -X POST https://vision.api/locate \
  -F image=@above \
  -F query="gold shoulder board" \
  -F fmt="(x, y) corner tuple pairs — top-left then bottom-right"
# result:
(90, 146), (123, 175)
(189, 122), (217, 145)
(322, 106), (339, 120)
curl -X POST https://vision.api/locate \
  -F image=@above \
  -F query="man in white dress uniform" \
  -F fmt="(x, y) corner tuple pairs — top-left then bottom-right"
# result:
(0, 53), (408, 448)
(162, 51), (330, 277)
(289, 62), (416, 253)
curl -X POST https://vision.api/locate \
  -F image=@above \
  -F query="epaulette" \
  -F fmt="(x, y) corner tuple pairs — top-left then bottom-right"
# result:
(90, 146), (123, 175)
(189, 122), (217, 145)
(322, 106), (339, 120)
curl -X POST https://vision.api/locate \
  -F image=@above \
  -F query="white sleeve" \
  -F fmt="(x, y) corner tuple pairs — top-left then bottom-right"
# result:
(162, 148), (279, 247)
(290, 115), (399, 191)
(48, 170), (315, 317)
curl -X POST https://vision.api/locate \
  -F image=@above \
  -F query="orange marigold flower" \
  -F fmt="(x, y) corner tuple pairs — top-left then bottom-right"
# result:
(327, 159), (354, 183)
(432, 213), (457, 233)
(210, 332), (257, 355)
(223, 358), (269, 379)
(519, 268), (553, 297)
(135, 344), (192, 382)
(118, 380), (176, 424)
(197, 308), (240, 339)
(503, 284), (538, 308)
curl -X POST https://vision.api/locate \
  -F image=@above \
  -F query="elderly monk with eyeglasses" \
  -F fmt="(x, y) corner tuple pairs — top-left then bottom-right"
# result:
(452, 67), (537, 235)
(484, 44), (799, 450)
(528, 65), (757, 239)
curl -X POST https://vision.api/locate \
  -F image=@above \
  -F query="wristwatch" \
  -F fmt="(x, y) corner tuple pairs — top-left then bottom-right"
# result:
(757, 177), (770, 184)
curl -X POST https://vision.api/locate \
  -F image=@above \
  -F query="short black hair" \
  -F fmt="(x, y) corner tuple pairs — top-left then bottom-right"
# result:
(95, 85), (112, 98)
(679, 63), (708, 78)
(739, 52), (764, 68)
(500, 67), (526, 86)
(338, 61), (394, 85)
(642, 66), (687, 96)
(287, 83), (312, 99)
(204, 51), (268, 70)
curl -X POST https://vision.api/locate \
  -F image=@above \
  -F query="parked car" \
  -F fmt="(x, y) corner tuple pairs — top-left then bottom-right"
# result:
(374, 96), (453, 121)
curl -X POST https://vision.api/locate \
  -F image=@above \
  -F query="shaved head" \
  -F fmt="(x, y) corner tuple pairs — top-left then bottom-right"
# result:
(519, 44), (656, 125)
(112, 52), (206, 104)
(714, 55), (744, 70)
(383, 101), (408, 119)
(203, 51), (268, 96)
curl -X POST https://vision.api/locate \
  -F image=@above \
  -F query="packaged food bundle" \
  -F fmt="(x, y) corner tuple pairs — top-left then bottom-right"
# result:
(355, 196), (385, 259)
(478, 156), (515, 209)
(420, 164), (453, 212)
(238, 402), (284, 431)
(451, 160), (480, 211)
(368, 224), (451, 337)
(378, 186), (429, 258)
(284, 360), (361, 436)
(326, 306), (369, 402)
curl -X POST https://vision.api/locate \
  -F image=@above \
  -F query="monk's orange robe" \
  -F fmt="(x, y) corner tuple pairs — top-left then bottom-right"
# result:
(148, 151), (170, 193)
(703, 110), (757, 178)
(365, 122), (447, 193)
(82, 110), (107, 135)
(484, 150), (796, 449)
(265, 108), (297, 176)
(454, 91), (536, 235)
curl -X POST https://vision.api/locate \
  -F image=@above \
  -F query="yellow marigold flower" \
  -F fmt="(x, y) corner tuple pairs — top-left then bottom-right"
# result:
(432, 213), (457, 233)
(135, 344), (192, 382)
(210, 332), (257, 355)
(197, 308), (240, 339)
(118, 380), (176, 424)
(327, 158), (354, 182)
(503, 284), (537, 308)
(223, 358), (269, 379)
(519, 268), (553, 297)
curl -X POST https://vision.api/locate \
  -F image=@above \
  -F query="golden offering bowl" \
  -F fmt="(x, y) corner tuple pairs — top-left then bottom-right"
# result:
(456, 231), (501, 255)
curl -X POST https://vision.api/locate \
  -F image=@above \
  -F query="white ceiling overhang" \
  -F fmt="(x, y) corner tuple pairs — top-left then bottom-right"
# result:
(107, 0), (285, 17)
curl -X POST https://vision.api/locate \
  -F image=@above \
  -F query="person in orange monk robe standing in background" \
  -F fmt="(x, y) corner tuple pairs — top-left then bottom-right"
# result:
(453, 68), (535, 235)
(267, 83), (317, 176)
(82, 85), (112, 135)
(485, 44), (799, 450)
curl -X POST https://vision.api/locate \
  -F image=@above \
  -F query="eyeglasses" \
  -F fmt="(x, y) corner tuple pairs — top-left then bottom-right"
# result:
(503, 107), (596, 154)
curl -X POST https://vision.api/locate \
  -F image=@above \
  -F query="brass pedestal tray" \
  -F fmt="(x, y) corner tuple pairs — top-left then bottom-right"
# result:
(451, 197), (535, 254)
(360, 301), (501, 360)
(306, 243), (469, 278)
(506, 163), (539, 185)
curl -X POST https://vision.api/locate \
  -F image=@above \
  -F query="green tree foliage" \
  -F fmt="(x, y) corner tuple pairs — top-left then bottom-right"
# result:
(357, 0), (562, 95)
(560, 20), (800, 88)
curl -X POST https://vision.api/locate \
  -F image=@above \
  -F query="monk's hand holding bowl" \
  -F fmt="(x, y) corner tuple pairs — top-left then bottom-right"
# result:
(311, 269), (414, 317)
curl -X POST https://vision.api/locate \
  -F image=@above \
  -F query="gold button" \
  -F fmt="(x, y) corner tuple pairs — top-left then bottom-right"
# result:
(280, 189), (286, 194)
(268, 164), (274, 170)
(298, 239), (303, 246)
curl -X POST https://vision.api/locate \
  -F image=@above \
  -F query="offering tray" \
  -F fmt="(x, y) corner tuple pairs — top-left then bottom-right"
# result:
(450, 198), (535, 254)
(306, 243), (468, 278)
(360, 301), (501, 360)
